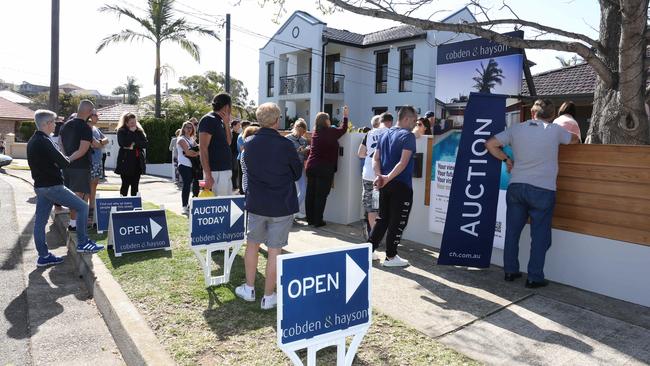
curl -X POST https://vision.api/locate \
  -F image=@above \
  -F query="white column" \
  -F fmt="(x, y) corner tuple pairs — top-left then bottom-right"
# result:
(309, 47), (323, 131)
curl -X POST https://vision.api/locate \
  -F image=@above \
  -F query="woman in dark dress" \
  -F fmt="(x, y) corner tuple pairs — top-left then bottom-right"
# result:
(304, 106), (349, 227)
(115, 112), (148, 196)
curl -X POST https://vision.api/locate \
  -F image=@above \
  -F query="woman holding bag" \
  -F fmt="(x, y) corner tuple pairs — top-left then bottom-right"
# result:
(177, 121), (201, 214)
(115, 112), (148, 197)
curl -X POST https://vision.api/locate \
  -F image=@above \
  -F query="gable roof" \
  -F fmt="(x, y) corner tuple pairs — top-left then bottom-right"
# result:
(522, 62), (596, 97)
(96, 103), (140, 122)
(324, 25), (426, 47)
(0, 90), (33, 104)
(0, 97), (34, 120)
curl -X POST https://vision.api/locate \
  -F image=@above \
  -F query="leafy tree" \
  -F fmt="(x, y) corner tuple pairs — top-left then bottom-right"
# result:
(96, 0), (219, 118)
(472, 59), (504, 93)
(176, 71), (250, 107)
(306, 0), (650, 144)
(112, 86), (127, 103)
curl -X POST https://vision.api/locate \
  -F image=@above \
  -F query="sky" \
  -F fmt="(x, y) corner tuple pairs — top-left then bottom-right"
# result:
(0, 0), (600, 103)
(436, 54), (523, 103)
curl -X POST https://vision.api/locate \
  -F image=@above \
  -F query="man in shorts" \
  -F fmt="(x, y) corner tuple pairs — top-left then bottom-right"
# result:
(198, 93), (233, 196)
(357, 112), (393, 244)
(59, 99), (94, 231)
(235, 102), (302, 310)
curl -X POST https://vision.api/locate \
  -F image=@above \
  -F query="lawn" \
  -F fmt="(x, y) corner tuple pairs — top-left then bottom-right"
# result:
(92, 202), (478, 366)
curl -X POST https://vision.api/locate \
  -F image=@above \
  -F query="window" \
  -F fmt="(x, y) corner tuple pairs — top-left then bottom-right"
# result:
(267, 62), (274, 97)
(399, 47), (414, 92)
(372, 106), (388, 115)
(375, 50), (388, 93)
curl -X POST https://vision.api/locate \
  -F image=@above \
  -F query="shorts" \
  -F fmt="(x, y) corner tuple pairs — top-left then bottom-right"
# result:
(63, 168), (91, 194)
(210, 170), (233, 196)
(90, 162), (102, 180)
(246, 213), (293, 248)
(362, 179), (377, 213)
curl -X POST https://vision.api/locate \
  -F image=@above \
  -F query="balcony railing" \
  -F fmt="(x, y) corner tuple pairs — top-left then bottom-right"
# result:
(325, 73), (344, 94)
(279, 73), (346, 96)
(280, 73), (311, 95)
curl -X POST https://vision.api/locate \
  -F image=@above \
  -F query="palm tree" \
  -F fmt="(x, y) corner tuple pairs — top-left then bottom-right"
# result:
(111, 85), (127, 103)
(556, 55), (584, 67)
(472, 59), (505, 94)
(125, 76), (141, 104)
(96, 0), (218, 117)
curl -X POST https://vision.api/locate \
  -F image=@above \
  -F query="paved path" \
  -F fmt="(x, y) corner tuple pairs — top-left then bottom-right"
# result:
(0, 172), (124, 366)
(6, 163), (650, 365)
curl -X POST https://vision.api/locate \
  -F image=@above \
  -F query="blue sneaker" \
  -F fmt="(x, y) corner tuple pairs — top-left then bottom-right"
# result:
(76, 239), (105, 254)
(36, 253), (64, 267)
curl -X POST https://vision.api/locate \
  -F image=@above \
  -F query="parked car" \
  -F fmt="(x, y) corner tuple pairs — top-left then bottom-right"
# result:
(0, 154), (13, 167)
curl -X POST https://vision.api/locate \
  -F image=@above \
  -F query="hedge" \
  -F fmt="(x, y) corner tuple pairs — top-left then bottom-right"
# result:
(18, 121), (36, 142)
(141, 117), (185, 164)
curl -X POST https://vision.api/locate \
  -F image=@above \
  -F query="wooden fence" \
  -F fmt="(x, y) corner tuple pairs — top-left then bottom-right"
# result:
(425, 141), (650, 246)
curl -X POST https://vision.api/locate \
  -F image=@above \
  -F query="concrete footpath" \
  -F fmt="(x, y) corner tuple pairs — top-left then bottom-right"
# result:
(0, 172), (124, 365)
(6, 163), (650, 365)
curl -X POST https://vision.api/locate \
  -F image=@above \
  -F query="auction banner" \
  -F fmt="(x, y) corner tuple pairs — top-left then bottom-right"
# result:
(437, 93), (506, 268)
(429, 31), (523, 249)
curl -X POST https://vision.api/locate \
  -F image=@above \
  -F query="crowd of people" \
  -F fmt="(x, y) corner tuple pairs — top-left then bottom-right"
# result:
(24, 92), (583, 306)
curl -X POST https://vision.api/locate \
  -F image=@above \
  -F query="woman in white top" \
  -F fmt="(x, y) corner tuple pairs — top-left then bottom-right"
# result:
(177, 121), (200, 214)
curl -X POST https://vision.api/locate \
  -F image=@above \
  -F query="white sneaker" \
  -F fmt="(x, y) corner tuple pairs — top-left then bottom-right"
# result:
(235, 284), (255, 302)
(181, 206), (189, 215)
(261, 293), (277, 310)
(372, 252), (381, 261)
(382, 255), (409, 267)
(294, 212), (306, 219)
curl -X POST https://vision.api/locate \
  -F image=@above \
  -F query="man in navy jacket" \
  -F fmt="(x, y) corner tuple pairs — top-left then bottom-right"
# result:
(235, 102), (302, 310)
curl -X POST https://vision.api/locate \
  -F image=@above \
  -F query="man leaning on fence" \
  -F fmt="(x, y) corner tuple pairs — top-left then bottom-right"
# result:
(486, 99), (579, 288)
(27, 110), (104, 267)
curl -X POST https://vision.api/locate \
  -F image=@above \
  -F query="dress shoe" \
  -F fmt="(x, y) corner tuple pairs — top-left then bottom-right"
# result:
(525, 279), (549, 289)
(504, 272), (523, 282)
(313, 221), (327, 228)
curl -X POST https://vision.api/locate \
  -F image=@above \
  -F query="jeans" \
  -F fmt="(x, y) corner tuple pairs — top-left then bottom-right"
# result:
(305, 165), (335, 225)
(503, 183), (556, 282)
(295, 173), (306, 207)
(120, 173), (141, 196)
(178, 164), (199, 207)
(369, 180), (413, 258)
(34, 185), (89, 257)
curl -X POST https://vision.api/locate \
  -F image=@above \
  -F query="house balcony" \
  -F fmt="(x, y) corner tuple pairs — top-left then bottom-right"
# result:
(279, 73), (345, 97)
(280, 73), (311, 96)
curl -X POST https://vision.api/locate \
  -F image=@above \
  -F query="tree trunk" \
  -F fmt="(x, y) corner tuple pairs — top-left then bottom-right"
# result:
(155, 42), (161, 118)
(586, 0), (649, 144)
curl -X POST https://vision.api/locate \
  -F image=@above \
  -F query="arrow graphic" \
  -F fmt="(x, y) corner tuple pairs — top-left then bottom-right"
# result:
(230, 200), (243, 228)
(149, 218), (162, 239)
(345, 254), (366, 304)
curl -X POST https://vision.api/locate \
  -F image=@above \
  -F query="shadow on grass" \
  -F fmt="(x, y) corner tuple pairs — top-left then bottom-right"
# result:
(202, 250), (277, 341)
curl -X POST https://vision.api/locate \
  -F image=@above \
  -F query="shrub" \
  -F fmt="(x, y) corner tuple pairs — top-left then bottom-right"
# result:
(18, 121), (36, 142)
(140, 117), (185, 163)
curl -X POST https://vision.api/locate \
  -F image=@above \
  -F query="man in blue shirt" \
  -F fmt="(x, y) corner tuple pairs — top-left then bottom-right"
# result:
(235, 102), (302, 310)
(198, 93), (233, 196)
(367, 106), (417, 267)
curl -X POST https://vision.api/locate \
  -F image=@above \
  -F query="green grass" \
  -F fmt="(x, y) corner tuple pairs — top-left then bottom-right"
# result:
(92, 203), (478, 366)
(96, 184), (120, 191)
(5, 164), (30, 170)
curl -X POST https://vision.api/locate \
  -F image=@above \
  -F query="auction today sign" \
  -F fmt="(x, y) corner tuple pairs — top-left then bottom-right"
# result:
(108, 209), (171, 257)
(277, 244), (371, 365)
(438, 93), (506, 268)
(190, 196), (245, 246)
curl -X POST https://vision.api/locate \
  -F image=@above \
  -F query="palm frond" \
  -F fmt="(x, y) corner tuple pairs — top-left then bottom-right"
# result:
(99, 4), (155, 35)
(96, 29), (154, 53)
(168, 35), (201, 61)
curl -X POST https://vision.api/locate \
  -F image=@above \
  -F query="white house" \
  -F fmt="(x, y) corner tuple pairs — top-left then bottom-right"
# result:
(258, 8), (477, 129)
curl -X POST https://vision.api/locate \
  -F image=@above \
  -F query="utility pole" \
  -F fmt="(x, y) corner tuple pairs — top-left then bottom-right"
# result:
(225, 13), (231, 94)
(49, 0), (60, 113)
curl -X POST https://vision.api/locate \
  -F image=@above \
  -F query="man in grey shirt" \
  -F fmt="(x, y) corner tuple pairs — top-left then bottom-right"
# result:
(486, 99), (579, 288)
